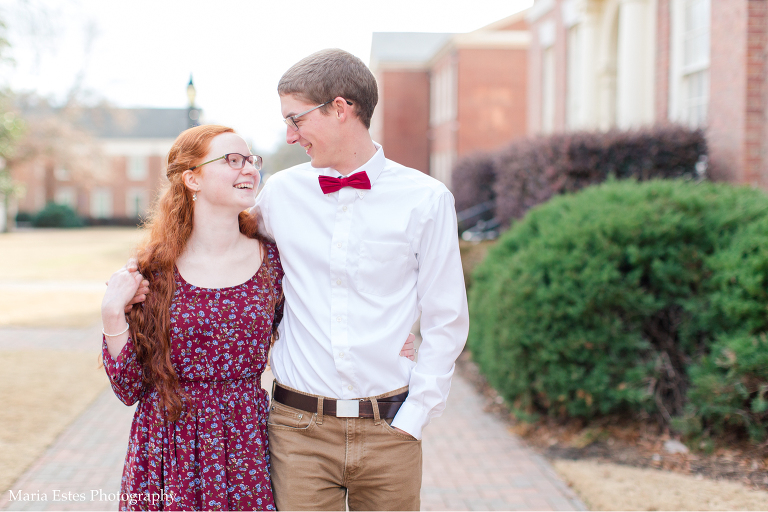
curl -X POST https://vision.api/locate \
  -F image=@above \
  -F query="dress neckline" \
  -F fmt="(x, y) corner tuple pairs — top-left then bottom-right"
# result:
(174, 250), (267, 291)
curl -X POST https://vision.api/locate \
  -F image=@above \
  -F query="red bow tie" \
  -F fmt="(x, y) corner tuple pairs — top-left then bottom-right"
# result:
(318, 172), (372, 194)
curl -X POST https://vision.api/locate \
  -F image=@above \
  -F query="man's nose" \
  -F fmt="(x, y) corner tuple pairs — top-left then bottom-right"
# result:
(286, 126), (299, 144)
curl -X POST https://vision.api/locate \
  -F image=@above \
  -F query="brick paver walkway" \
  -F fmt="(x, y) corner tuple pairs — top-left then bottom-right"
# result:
(421, 377), (585, 511)
(1, 325), (586, 511)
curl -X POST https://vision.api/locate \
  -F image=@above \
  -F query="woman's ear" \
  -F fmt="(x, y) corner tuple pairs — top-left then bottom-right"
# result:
(182, 170), (201, 192)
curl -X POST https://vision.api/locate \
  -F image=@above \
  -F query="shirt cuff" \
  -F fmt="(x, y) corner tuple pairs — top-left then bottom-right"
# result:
(390, 400), (430, 440)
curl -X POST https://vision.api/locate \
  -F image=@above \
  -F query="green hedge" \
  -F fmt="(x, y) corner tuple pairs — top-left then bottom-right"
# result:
(679, 216), (768, 441)
(32, 202), (83, 228)
(468, 179), (768, 442)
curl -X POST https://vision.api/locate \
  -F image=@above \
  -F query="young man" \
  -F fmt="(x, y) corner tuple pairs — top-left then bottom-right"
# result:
(257, 49), (469, 510)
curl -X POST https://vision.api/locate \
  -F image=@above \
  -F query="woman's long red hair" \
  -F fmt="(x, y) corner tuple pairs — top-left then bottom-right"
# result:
(127, 124), (276, 421)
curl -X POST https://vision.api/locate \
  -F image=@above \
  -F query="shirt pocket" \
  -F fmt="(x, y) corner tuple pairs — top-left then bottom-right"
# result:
(356, 240), (411, 297)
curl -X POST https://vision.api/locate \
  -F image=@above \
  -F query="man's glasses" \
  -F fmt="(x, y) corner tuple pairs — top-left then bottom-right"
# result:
(283, 99), (354, 131)
(190, 153), (263, 171)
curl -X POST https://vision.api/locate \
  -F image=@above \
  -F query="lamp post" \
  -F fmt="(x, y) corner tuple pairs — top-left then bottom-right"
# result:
(187, 74), (200, 128)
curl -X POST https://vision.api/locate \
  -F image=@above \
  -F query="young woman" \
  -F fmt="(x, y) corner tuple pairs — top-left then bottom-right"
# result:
(101, 125), (416, 511)
(102, 125), (280, 510)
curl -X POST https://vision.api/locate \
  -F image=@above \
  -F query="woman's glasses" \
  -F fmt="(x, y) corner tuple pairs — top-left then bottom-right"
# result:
(190, 153), (263, 171)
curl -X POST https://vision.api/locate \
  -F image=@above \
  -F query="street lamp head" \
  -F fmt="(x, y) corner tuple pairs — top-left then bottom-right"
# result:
(186, 74), (196, 107)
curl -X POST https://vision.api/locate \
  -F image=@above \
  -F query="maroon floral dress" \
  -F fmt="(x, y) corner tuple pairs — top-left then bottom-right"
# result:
(102, 243), (282, 511)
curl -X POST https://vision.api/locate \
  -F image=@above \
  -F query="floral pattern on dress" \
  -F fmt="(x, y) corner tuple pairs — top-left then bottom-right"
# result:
(103, 242), (283, 511)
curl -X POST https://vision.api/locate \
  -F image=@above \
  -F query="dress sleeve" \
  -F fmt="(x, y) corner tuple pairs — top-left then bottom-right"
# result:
(102, 336), (146, 406)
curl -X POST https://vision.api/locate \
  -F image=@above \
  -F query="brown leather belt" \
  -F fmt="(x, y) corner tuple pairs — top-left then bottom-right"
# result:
(273, 383), (407, 419)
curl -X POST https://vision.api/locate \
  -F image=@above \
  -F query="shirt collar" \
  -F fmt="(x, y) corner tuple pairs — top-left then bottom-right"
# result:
(319, 142), (385, 198)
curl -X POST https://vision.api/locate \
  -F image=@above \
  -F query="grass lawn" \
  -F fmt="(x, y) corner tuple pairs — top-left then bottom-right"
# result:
(0, 227), (144, 328)
(0, 227), (144, 281)
(555, 460), (768, 511)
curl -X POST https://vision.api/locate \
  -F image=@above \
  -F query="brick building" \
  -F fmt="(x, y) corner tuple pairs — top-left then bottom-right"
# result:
(527, 0), (767, 186)
(12, 108), (190, 223)
(370, 11), (530, 190)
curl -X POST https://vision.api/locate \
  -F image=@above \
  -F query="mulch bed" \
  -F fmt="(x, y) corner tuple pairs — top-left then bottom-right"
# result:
(455, 350), (768, 491)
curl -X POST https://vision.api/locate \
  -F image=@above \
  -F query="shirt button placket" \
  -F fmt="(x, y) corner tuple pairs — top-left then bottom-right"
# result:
(330, 187), (354, 397)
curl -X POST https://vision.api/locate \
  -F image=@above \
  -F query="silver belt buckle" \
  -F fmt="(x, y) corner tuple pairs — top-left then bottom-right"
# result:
(336, 399), (360, 418)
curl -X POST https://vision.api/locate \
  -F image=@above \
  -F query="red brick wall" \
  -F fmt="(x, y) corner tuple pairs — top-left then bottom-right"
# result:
(379, 70), (431, 173)
(708, 0), (748, 182)
(456, 47), (528, 155)
(745, 0), (767, 186)
(113, 156), (127, 217)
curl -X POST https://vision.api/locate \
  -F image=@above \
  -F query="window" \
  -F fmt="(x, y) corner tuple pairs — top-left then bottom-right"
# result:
(54, 167), (71, 181)
(55, 187), (77, 209)
(127, 156), (148, 181)
(126, 188), (148, 218)
(682, 0), (710, 127)
(670, 0), (710, 127)
(430, 60), (457, 126)
(90, 188), (113, 218)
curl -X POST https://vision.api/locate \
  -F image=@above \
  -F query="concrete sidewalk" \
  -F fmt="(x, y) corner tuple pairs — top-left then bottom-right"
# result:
(0, 325), (586, 511)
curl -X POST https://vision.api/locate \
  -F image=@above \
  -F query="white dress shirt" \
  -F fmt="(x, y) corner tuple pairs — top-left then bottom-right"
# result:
(254, 143), (469, 440)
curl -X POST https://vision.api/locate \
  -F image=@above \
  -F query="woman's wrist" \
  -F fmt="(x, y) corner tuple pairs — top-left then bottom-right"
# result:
(102, 308), (128, 330)
(102, 300), (127, 319)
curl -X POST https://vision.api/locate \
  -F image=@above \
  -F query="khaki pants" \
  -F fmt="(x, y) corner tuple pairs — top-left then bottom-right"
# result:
(268, 385), (422, 511)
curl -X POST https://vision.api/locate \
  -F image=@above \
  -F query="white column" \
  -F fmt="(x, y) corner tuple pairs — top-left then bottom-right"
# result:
(580, 1), (602, 129)
(616, 0), (652, 128)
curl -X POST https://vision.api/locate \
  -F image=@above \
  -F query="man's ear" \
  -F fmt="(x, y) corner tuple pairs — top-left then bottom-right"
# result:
(182, 170), (201, 192)
(332, 97), (352, 121)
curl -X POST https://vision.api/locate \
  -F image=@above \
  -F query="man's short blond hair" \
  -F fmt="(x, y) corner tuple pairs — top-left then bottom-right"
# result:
(278, 49), (378, 129)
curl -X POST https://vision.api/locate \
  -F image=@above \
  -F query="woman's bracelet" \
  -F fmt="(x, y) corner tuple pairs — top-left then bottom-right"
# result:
(103, 323), (130, 337)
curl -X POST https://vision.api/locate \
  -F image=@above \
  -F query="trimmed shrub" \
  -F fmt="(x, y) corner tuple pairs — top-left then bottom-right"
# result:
(678, 216), (768, 441)
(468, 179), (768, 438)
(14, 211), (33, 223)
(32, 202), (83, 228)
(490, 126), (706, 227)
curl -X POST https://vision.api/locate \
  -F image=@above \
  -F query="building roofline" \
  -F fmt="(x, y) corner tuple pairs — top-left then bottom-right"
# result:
(427, 30), (530, 67)
(473, 8), (530, 32)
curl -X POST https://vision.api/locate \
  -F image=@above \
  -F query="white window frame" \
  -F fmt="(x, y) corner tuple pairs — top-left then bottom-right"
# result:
(90, 188), (113, 218)
(669, 0), (711, 128)
(55, 187), (77, 209)
(126, 188), (148, 218)
(127, 156), (148, 181)
(430, 58), (457, 127)
(54, 166), (71, 181)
